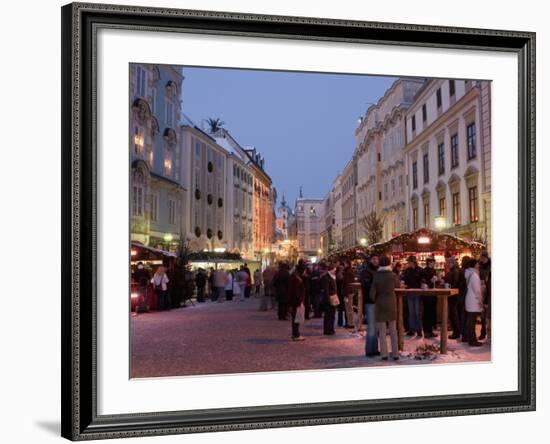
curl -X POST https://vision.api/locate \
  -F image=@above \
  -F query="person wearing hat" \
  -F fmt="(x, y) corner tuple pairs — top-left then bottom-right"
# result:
(421, 256), (438, 338)
(402, 255), (423, 337)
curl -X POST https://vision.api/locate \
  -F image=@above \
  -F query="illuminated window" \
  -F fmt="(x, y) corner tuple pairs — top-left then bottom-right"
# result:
(452, 192), (461, 225)
(412, 207), (419, 230)
(469, 186), (479, 223)
(439, 196), (446, 217)
(133, 126), (144, 155)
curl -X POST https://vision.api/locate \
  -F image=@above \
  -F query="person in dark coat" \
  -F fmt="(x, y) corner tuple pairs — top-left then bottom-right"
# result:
(444, 256), (461, 339)
(478, 251), (491, 341)
(296, 260), (311, 320)
(421, 257), (438, 338)
(335, 261), (345, 327)
(369, 255), (399, 360)
(132, 262), (150, 313)
(273, 263), (291, 320)
(342, 260), (356, 328)
(402, 255), (423, 337)
(170, 257), (185, 308)
(320, 262), (337, 335)
(360, 254), (379, 356)
(195, 269), (207, 303)
(310, 264), (322, 318)
(288, 270), (306, 340)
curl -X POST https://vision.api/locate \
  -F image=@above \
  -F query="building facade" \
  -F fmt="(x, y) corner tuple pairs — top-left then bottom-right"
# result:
(339, 159), (358, 249)
(130, 64), (186, 251)
(294, 197), (323, 260)
(180, 122), (229, 253)
(355, 78), (424, 243)
(404, 78), (490, 245)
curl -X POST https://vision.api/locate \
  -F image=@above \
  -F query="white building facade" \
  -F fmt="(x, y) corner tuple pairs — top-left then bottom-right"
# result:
(404, 78), (491, 245)
(355, 79), (424, 243)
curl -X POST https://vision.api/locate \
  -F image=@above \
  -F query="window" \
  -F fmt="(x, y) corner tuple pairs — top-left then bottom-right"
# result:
(468, 186), (479, 223)
(165, 100), (175, 127)
(132, 185), (144, 217)
(436, 88), (442, 109)
(391, 179), (395, 197)
(168, 199), (176, 225)
(423, 153), (429, 184)
(164, 147), (173, 176)
(438, 142), (445, 175)
(136, 66), (147, 98)
(133, 126), (144, 155)
(449, 79), (455, 97)
(399, 175), (403, 192)
(439, 196), (446, 217)
(423, 202), (430, 227)
(150, 193), (159, 222)
(450, 133), (459, 168)
(384, 183), (388, 200)
(452, 192), (461, 225)
(412, 207), (419, 230)
(422, 104), (427, 122)
(411, 115), (416, 132)
(412, 161), (418, 189)
(151, 87), (157, 114)
(466, 122), (477, 159)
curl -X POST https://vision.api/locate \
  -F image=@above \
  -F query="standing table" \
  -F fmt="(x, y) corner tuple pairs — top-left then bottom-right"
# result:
(395, 288), (459, 354)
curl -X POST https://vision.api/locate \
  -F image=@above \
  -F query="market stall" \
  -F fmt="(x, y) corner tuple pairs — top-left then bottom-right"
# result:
(130, 242), (177, 311)
(368, 227), (486, 270)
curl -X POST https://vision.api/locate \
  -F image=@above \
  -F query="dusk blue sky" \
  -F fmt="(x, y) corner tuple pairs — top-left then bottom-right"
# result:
(181, 66), (397, 207)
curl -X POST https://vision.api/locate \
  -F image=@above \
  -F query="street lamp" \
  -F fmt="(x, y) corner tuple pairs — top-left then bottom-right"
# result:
(163, 233), (173, 251)
(434, 216), (447, 231)
(359, 237), (368, 246)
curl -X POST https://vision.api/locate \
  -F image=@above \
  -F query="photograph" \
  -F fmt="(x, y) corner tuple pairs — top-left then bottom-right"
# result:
(129, 64), (492, 378)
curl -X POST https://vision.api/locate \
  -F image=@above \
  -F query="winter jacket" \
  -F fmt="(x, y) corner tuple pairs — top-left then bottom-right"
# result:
(343, 266), (356, 295)
(464, 268), (483, 312)
(402, 266), (422, 289)
(359, 263), (378, 303)
(213, 269), (228, 288)
(224, 272), (233, 291)
(369, 267), (399, 322)
(288, 273), (305, 309)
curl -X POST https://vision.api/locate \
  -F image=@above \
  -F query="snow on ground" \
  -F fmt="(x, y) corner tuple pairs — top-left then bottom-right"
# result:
(130, 297), (490, 378)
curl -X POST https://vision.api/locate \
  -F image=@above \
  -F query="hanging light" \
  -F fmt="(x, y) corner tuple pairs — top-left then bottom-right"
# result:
(417, 236), (431, 244)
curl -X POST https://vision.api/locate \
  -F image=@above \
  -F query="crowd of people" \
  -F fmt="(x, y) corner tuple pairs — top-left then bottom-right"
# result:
(259, 249), (491, 360)
(132, 249), (491, 361)
(131, 261), (263, 312)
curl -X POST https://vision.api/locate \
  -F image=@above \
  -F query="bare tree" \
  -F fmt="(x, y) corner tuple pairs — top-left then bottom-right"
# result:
(359, 210), (386, 245)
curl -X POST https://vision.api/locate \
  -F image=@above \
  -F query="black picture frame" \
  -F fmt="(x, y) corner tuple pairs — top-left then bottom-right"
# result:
(61, 2), (536, 440)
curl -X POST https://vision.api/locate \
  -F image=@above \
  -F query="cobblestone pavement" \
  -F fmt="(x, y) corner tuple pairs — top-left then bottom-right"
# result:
(130, 297), (490, 378)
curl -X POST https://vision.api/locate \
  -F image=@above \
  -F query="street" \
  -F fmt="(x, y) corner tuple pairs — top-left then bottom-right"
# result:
(131, 297), (490, 378)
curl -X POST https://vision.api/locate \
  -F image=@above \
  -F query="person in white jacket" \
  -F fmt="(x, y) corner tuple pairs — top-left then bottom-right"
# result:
(464, 258), (483, 346)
